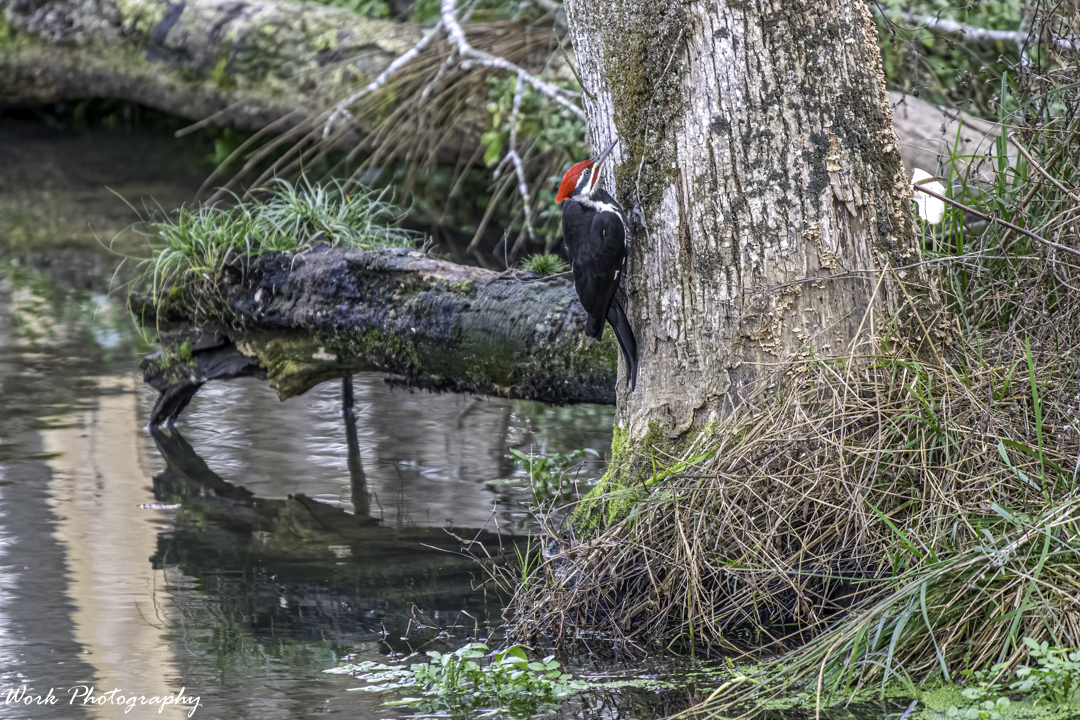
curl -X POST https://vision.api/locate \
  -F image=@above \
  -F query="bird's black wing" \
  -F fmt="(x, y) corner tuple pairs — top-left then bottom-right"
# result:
(573, 210), (625, 340)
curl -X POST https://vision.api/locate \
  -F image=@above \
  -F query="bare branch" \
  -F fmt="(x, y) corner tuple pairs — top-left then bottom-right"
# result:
(897, 12), (1026, 43)
(440, 0), (585, 119)
(499, 70), (535, 243)
(323, 21), (445, 139)
(882, 9), (1078, 53)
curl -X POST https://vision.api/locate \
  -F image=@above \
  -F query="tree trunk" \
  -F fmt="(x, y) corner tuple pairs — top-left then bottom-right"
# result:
(564, 0), (937, 446)
(134, 246), (620, 425)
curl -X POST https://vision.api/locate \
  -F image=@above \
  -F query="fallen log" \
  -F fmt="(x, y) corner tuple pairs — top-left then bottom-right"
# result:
(0, 0), (547, 164)
(136, 245), (620, 424)
(1, 0), (421, 131)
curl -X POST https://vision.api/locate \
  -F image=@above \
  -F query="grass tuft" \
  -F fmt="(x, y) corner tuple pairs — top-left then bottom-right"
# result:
(136, 177), (416, 308)
(522, 253), (569, 276)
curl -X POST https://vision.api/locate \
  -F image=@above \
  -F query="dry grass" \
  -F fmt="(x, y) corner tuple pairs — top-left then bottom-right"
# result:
(511, 334), (1080, 655)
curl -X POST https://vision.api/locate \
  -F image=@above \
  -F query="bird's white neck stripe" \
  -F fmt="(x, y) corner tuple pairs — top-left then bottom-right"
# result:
(576, 195), (629, 242)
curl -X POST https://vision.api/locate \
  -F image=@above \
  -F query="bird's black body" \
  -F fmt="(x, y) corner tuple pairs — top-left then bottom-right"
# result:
(560, 187), (639, 390)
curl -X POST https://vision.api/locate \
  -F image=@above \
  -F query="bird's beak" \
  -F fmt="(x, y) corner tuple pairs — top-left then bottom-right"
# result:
(592, 138), (618, 166)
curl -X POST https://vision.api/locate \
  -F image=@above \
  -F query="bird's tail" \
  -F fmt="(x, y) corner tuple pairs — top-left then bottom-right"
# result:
(606, 300), (638, 391)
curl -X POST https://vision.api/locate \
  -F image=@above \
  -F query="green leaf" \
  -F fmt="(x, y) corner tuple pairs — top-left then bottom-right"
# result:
(483, 136), (504, 167)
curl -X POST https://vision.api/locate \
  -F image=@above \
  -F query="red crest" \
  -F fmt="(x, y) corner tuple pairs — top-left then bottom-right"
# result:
(556, 160), (594, 203)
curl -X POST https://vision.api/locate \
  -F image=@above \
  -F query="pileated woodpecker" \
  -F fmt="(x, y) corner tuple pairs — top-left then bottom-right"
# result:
(556, 139), (638, 390)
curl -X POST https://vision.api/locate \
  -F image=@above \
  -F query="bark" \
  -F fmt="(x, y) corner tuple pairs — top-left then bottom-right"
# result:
(564, 0), (939, 444)
(135, 246), (619, 425)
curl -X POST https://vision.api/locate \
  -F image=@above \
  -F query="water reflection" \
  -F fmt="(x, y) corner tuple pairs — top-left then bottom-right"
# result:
(0, 257), (614, 719)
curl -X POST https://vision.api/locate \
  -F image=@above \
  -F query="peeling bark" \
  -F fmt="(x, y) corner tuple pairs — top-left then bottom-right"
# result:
(134, 246), (620, 424)
(564, 0), (940, 444)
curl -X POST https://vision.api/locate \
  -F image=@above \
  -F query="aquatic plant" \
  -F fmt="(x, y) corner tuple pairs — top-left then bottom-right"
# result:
(490, 447), (595, 508)
(326, 642), (586, 717)
(932, 638), (1080, 719)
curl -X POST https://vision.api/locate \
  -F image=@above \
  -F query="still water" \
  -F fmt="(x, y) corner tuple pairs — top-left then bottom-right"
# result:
(0, 116), (627, 719)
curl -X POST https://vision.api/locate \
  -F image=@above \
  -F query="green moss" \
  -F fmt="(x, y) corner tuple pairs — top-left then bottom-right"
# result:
(147, 337), (196, 375)
(574, 420), (692, 532)
(464, 351), (515, 386)
(211, 55), (237, 90)
(456, 280), (476, 297)
(572, 412), (728, 534)
(356, 327), (420, 369)
(600, 3), (689, 228)
(113, 0), (169, 35)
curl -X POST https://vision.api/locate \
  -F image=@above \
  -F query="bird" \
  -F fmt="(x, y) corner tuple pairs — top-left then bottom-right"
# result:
(555, 138), (639, 390)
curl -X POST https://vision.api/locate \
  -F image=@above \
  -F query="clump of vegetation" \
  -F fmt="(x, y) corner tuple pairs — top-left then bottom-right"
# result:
(491, 447), (595, 507)
(936, 638), (1080, 719)
(522, 253), (569, 276)
(145, 337), (195, 374)
(138, 177), (416, 307)
(326, 643), (586, 717)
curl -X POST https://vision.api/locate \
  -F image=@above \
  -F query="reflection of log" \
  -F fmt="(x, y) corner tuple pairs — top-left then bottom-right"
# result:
(150, 425), (514, 551)
(136, 246), (620, 425)
(342, 375), (371, 517)
(148, 425), (515, 631)
(142, 329), (266, 426)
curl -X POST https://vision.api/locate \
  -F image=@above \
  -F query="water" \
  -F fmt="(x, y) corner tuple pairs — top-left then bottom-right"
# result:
(0, 116), (620, 719)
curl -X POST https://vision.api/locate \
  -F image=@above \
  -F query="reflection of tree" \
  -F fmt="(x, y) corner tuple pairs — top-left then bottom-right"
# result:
(342, 376), (370, 517)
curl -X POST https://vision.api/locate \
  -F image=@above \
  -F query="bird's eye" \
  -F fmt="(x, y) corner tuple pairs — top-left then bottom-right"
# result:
(582, 168), (591, 177)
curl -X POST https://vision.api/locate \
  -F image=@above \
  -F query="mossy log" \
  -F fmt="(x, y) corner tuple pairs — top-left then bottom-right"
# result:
(0, 0), (536, 162)
(1, 0), (424, 132)
(136, 246), (620, 425)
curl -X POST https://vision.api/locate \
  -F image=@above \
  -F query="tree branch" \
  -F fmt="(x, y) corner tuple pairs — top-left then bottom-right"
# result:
(880, 9), (1079, 54)
(323, 22), (446, 139)
(440, 0), (584, 118)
